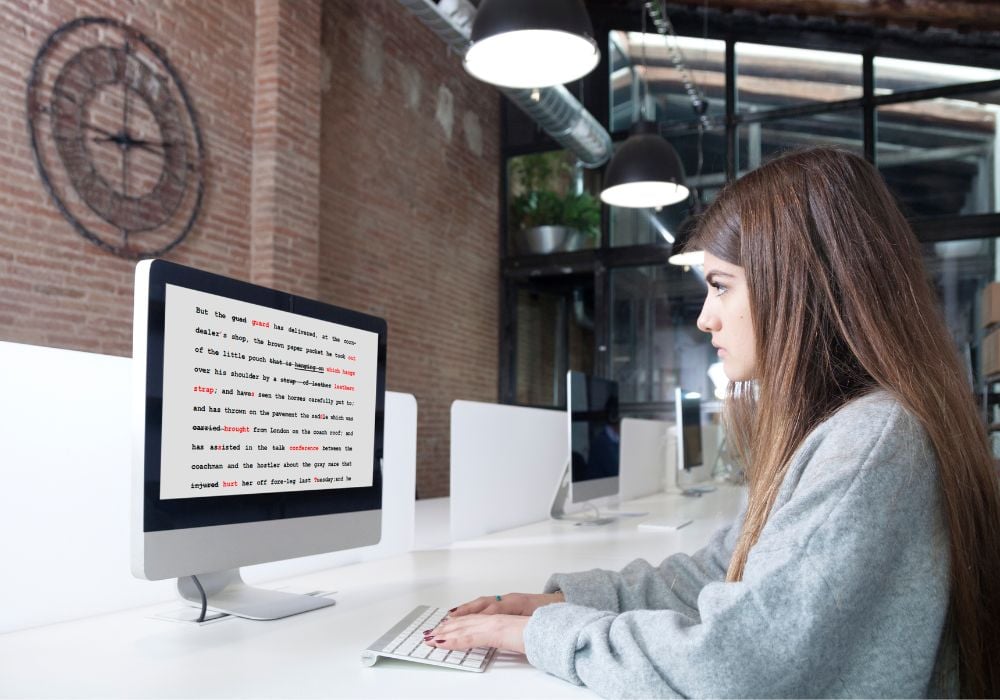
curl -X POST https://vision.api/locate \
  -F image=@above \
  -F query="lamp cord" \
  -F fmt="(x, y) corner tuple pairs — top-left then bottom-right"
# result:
(647, 1), (711, 131)
(640, 3), (648, 122)
(645, 0), (710, 212)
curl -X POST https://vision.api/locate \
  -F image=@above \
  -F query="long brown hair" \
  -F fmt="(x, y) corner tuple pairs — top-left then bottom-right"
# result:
(688, 146), (1000, 697)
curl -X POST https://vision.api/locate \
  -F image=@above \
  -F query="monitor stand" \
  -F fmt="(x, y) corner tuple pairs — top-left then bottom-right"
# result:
(177, 569), (335, 621)
(550, 459), (616, 526)
(664, 426), (712, 497)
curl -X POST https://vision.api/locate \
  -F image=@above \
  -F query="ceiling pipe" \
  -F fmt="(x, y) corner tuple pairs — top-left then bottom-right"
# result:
(396, 0), (613, 168)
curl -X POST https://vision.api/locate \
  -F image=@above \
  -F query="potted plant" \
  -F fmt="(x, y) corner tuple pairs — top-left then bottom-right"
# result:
(508, 152), (601, 255)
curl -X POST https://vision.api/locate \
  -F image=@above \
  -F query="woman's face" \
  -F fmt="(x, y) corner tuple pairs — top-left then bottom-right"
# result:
(696, 252), (757, 382)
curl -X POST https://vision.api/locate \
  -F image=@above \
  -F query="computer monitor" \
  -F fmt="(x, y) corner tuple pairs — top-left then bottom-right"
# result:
(675, 388), (703, 471)
(569, 370), (621, 502)
(551, 370), (621, 524)
(132, 259), (387, 620)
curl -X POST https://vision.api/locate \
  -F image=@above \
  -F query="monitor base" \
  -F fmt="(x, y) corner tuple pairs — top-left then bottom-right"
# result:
(550, 459), (618, 526)
(178, 569), (335, 621)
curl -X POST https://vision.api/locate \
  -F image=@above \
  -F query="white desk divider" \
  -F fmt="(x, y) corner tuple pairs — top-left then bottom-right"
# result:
(374, 392), (417, 556)
(0, 340), (417, 633)
(619, 417), (668, 501)
(449, 400), (566, 541)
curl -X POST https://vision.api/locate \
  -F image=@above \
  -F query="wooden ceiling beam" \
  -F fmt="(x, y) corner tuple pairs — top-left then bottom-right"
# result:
(664, 1), (1000, 31)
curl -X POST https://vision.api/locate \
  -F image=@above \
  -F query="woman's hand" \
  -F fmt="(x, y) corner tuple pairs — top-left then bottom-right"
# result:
(421, 593), (565, 654)
(424, 614), (530, 654)
(447, 592), (565, 618)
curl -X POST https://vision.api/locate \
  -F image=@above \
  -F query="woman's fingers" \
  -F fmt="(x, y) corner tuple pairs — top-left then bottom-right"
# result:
(449, 595), (498, 617)
(447, 591), (565, 620)
(424, 614), (528, 654)
(449, 592), (523, 617)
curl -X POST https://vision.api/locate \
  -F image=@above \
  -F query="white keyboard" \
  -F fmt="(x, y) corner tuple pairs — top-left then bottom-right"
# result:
(361, 605), (497, 672)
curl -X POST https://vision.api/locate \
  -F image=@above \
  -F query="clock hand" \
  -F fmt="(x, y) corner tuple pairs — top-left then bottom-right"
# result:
(92, 133), (173, 155)
(129, 137), (173, 150)
(82, 123), (118, 139)
(126, 139), (172, 156)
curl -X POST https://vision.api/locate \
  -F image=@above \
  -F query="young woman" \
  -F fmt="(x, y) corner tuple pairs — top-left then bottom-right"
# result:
(426, 147), (1000, 697)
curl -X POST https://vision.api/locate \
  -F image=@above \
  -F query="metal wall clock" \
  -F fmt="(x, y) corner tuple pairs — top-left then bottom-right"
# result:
(27, 17), (204, 259)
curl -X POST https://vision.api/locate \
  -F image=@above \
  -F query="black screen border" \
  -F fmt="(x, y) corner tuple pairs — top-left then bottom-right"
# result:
(568, 371), (621, 485)
(141, 259), (386, 533)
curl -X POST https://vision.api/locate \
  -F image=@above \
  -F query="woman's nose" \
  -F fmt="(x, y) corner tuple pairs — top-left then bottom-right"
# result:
(697, 306), (719, 334)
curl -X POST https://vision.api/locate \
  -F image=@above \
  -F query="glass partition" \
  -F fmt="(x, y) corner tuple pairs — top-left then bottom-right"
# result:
(875, 57), (1000, 96)
(737, 109), (863, 174)
(609, 31), (725, 133)
(922, 236), (997, 378)
(921, 235), (1000, 452)
(609, 264), (715, 405)
(736, 43), (862, 114)
(878, 90), (1000, 217)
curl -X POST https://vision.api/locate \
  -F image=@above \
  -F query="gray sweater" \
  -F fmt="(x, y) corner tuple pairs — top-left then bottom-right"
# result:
(524, 391), (955, 698)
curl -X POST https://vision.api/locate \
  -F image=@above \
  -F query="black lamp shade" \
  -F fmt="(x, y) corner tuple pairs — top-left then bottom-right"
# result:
(601, 121), (689, 208)
(464, 0), (600, 89)
(470, 0), (595, 42)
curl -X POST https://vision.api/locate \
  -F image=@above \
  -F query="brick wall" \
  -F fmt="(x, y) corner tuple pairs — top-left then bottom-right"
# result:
(320, 0), (500, 497)
(251, 0), (322, 298)
(0, 0), (500, 497)
(0, 0), (256, 355)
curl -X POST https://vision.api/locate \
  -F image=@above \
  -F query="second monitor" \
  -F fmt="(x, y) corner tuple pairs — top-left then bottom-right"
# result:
(551, 370), (621, 524)
(675, 387), (704, 473)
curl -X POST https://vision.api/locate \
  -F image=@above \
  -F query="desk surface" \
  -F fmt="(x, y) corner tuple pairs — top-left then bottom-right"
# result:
(0, 486), (743, 698)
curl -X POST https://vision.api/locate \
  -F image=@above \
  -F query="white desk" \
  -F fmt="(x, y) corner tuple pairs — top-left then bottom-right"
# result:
(0, 486), (743, 698)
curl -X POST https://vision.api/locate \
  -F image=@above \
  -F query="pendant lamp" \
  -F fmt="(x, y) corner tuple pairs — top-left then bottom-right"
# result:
(463, 0), (600, 89)
(668, 247), (704, 267)
(667, 218), (704, 268)
(601, 121), (689, 208)
(600, 13), (689, 209)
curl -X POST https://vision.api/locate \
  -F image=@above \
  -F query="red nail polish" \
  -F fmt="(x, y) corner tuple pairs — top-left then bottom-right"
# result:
(423, 629), (432, 635)
(436, 639), (447, 644)
(448, 607), (457, 612)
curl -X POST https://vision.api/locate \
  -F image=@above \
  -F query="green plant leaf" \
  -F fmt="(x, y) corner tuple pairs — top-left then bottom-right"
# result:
(508, 152), (601, 240)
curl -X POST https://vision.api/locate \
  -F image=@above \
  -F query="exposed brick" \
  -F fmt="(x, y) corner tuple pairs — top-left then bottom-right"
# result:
(0, 0), (499, 498)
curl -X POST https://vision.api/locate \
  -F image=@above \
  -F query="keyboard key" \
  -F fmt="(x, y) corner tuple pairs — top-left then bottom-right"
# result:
(411, 644), (434, 659)
(401, 638), (423, 656)
(428, 648), (449, 662)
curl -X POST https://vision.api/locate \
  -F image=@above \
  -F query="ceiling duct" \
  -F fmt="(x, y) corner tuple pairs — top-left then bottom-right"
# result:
(396, 0), (613, 168)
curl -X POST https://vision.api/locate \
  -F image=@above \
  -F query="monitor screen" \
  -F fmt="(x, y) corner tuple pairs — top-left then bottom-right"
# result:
(133, 259), (387, 587)
(675, 388), (703, 471)
(568, 370), (621, 503)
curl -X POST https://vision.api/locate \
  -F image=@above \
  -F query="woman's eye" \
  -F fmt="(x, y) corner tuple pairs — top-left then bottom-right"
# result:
(710, 282), (728, 297)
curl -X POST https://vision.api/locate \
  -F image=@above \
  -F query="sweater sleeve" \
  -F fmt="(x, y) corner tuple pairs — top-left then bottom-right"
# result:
(523, 398), (949, 698)
(541, 502), (745, 619)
